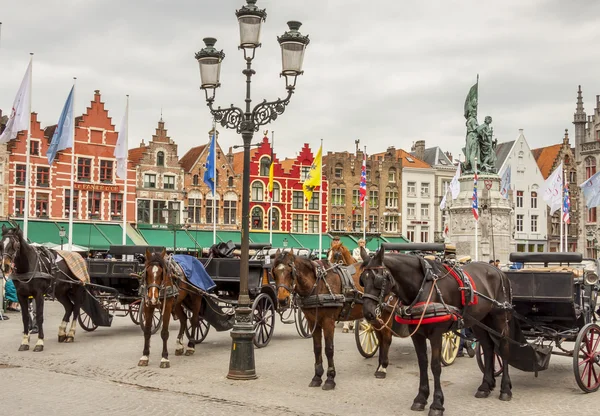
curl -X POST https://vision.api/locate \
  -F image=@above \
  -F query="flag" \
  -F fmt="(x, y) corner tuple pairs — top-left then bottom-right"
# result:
(47, 86), (75, 165)
(449, 164), (461, 199)
(442, 223), (449, 240)
(464, 79), (478, 119)
(303, 145), (322, 201)
(541, 162), (563, 214)
(359, 152), (367, 207)
(0, 61), (32, 144)
(114, 99), (128, 179)
(439, 192), (448, 211)
(580, 170), (600, 208)
(268, 141), (275, 199)
(499, 165), (511, 199)
(563, 180), (570, 224)
(204, 131), (216, 195)
(472, 171), (479, 221)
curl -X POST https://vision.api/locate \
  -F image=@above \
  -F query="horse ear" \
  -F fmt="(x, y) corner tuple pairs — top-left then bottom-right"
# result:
(15, 223), (20, 231)
(161, 248), (167, 257)
(1, 224), (6, 234)
(275, 248), (280, 256)
(360, 246), (369, 262)
(375, 246), (385, 263)
(145, 248), (152, 260)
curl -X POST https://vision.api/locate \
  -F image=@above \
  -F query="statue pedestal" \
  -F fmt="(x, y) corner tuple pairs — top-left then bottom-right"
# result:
(447, 174), (514, 263)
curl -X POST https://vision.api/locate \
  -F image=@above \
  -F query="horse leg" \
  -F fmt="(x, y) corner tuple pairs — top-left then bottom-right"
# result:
(138, 305), (152, 366)
(322, 318), (336, 391)
(428, 331), (445, 416)
(308, 321), (324, 387)
(185, 297), (201, 356)
(410, 332), (430, 411)
(17, 293), (30, 351)
(173, 300), (186, 356)
(55, 290), (72, 343)
(497, 315), (513, 401)
(68, 286), (84, 343)
(375, 326), (392, 379)
(160, 299), (173, 368)
(474, 328), (496, 398)
(32, 293), (45, 352)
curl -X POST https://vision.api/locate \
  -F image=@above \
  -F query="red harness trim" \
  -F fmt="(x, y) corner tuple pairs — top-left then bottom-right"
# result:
(442, 264), (478, 306)
(395, 314), (457, 325)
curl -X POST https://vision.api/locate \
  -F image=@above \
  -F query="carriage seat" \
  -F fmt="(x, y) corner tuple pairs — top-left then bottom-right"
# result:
(457, 256), (471, 264)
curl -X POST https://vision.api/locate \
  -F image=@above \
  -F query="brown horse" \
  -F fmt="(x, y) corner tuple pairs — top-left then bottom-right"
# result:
(360, 248), (513, 416)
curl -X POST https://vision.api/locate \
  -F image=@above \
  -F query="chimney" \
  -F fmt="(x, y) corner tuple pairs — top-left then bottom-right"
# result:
(140, 139), (145, 147)
(445, 151), (453, 162)
(414, 140), (425, 160)
(227, 146), (234, 165)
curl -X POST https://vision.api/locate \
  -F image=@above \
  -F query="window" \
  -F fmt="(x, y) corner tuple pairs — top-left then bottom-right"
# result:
(331, 188), (346, 206)
(352, 189), (360, 207)
(268, 208), (279, 230)
(272, 183), (281, 202)
(537, 244), (544, 252)
(144, 174), (156, 188)
(570, 171), (576, 183)
(421, 204), (430, 219)
(224, 193), (237, 225)
(308, 215), (319, 233)
(137, 199), (151, 223)
(366, 168), (371, 182)
(420, 227), (429, 243)
(588, 208), (597, 223)
(388, 169), (396, 183)
(188, 198), (202, 223)
(100, 160), (113, 182)
(587, 240), (596, 259)
(157, 151), (165, 166)
(78, 158), (92, 181)
(517, 244), (526, 252)
(407, 203), (416, 218)
(300, 166), (311, 182)
(407, 182), (416, 196)
(64, 190), (79, 218)
(531, 215), (538, 232)
(369, 190), (378, 208)
(385, 190), (398, 208)
(152, 200), (166, 224)
(192, 174), (199, 186)
(352, 213), (362, 231)
(331, 213), (345, 231)
(16, 164), (26, 185)
(35, 194), (49, 218)
(260, 157), (271, 176)
(528, 244), (536, 253)
(421, 182), (430, 197)
(228, 176), (234, 187)
(88, 192), (102, 218)
(252, 207), (263, 230)
(15, 191), (25, 217)
(36, 167), (49, 187)
(531, 191), (537, 209)
(369, 214), (379, 232)
(334, 164), (343, 179)
(164, 175), (175, 190)
(406, 226), (415, 242)
(586, 156), (597, 180)
(292, 191), (304, 209)
(110, 193), (123, 218)
(308, 192), (320, 210)
(30, 140), (40, 156)
(251, 182), (264, 201)
(551, 216), (559, 235)
(292, 214), (303, 233)
(167, 201), (180, 224)
(516, 191), (523, 208)
(384, 215), (398, 232)
(516, 214), (523, 232)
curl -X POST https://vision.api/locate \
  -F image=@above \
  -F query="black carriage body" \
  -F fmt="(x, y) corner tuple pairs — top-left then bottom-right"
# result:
(86, 259), (143, 299)
(199, 258), (269, 301)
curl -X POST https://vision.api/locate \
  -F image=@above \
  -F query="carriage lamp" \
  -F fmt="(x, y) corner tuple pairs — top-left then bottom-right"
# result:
(283, 238), (288, 248)
(585, 271), (599, 286)
(195, 0), (309, 381)
(59, 226), (66, 250)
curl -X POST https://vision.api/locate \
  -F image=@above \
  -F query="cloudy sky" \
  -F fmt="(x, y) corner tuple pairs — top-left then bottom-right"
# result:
(2, 0), (600, 162)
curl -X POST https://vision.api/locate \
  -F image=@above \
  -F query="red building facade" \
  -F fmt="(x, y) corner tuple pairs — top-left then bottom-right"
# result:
(7, 91), (136, 222)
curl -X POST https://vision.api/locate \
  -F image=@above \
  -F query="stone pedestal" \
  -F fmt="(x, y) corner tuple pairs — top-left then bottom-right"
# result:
(447, 174), (514, 263)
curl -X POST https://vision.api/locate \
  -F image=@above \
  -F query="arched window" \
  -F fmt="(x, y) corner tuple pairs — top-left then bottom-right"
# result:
(260, 157), (271, 177)
(251, 182), (264, 201)
(531, 191), (537, 209)
(272, 183), (281, 202)
(586, 156), (597, 180)
(268, 208), (280, 231)
(228, 176), (234, 187)
(192, 174), (199, 186)
(157, 151), (165, 166)
(251, 207), (263, 230)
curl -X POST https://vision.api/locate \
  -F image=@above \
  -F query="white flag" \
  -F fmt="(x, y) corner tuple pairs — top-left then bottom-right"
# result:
(449, 164), (461, 199)
(580, 170), (600, 208)
(541, 162), (563, 214)
(0, 61), (32, 144)
(439, 192), (448, 210)
(114, 100), (128, 179)
(499, 165), (511, 199)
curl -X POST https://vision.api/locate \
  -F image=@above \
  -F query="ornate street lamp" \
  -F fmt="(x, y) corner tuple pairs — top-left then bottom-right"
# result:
(195, 0), (309, 380)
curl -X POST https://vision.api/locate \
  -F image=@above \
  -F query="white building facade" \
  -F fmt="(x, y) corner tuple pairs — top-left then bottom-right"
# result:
(402, 162), (436, 243)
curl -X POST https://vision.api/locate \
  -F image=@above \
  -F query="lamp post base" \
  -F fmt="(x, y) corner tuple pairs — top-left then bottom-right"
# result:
(226, 302), (257, 380)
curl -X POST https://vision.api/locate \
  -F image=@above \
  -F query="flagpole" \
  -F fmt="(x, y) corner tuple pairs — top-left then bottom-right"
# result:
(23, 53), (33, 241)
(212, 120), (217, 246)
(68, 78), (76, 251)
(560, 167), (564, 252)
(474, 157), (479, 262)
(318, 139), (323, 257)
(269, 131), (274, 246)
(363, 146), (367, 242)
(122, 95), (129, 246)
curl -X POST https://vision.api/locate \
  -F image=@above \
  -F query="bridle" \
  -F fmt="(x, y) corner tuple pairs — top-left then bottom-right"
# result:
(1, 234), (20, 275)
(274, 259), (298, 294)
(361, 265), (395, 317)
(141, 257), (169, 306)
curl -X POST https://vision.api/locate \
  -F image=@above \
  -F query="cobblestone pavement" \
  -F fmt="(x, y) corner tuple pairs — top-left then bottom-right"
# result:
(0, 302), (598, 415)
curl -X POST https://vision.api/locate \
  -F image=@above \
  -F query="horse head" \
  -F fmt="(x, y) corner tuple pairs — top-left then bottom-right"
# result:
(1, 224), (22, 275)
(143, 248), (168, 307)
(359, 247), (395, 322)
(330, 242), (355, 265)
(272, 249), (297, 308)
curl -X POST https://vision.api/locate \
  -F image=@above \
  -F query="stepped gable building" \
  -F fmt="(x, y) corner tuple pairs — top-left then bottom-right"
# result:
(532, 130), (579, 253)
(573, 86), (600, 257)
(130, 118), (186, 226)
(179, 129), (242, 229)
(7, 91), (136, 222)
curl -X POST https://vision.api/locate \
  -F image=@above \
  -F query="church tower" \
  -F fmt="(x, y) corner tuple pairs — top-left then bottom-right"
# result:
(573, 85), (587, 164)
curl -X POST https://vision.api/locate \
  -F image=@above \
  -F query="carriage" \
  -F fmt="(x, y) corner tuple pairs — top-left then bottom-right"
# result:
(476, 251), (600, 393)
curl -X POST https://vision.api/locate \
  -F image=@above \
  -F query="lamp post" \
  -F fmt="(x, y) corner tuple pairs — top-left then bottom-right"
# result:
(283, 238), (288, 248)
(195, 0), (309, 380)
(162, 205), (189, 253)
(59, 226), (66, 250)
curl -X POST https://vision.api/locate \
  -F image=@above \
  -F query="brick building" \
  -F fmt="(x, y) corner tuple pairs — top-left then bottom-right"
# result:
(0, 111), (8, 218)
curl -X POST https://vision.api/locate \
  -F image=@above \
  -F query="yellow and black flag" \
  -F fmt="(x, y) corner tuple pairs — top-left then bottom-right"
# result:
(303, 145), (322, 201)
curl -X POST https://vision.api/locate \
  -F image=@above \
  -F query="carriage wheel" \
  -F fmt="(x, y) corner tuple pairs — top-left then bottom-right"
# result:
(278, 305), (294, 324)
(295, 307), (313, 339)
(441, 331), (461, 367)
(355, 318), (380, 358)
(573, 323), (600, 393)
(184, 306), (210, 344)
(129, 301), (141, 325)
(78, 309), (98, 332)
(139, 303), (162, 335)
(252, 293), (276, 348)
(475, 342), (504, 377)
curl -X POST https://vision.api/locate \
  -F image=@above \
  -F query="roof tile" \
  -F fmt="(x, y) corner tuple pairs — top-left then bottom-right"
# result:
(180, 145), (207, 173)
(532, 144), (562, 179)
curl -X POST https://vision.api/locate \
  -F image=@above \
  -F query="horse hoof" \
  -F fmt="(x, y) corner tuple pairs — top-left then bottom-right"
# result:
(475, 390), (491, 399)
(58, 335), (66, 343)
(175, 349), (184, 356)
(375, 371), (387, 379)
(33, 345), (44, 352)
(64, 337), (74, 343)
(160, 361), (170, 369)
(411, 403), (426, 411)
(342, 328), (348, 333)
(499, 392), (512, 401)
(185, 349), (195, 356)
(322, 380), (336, 391)
(428, 408), (444, 416)
(138, 360), (149, 367)
(308, 379), (322, 388)
(18, 345), (29, 352)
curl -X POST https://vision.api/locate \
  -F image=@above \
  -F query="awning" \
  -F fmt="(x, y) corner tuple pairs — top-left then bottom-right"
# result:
(249, 232), (290, 248)
(72, 222), (112, 250)
(94, 223), (135, 246)
(186, 230), (218, 248)
(137, 228), (203, 252)
(382, 235), (410, 245)
(14, 220), (62, 245)
(216, 230), (241, 244)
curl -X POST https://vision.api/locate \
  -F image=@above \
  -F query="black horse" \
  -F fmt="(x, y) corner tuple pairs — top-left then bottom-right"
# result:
(1, 224), (85, 352)
(360, 248), (513, 416)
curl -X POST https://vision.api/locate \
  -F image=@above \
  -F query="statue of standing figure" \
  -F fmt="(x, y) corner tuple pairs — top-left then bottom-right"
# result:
(461, 78), (498, 174)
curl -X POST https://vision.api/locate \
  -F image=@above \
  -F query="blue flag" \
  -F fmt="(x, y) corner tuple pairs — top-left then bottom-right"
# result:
(47, 86), (74, 164)
(203, 132), (216, 195)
